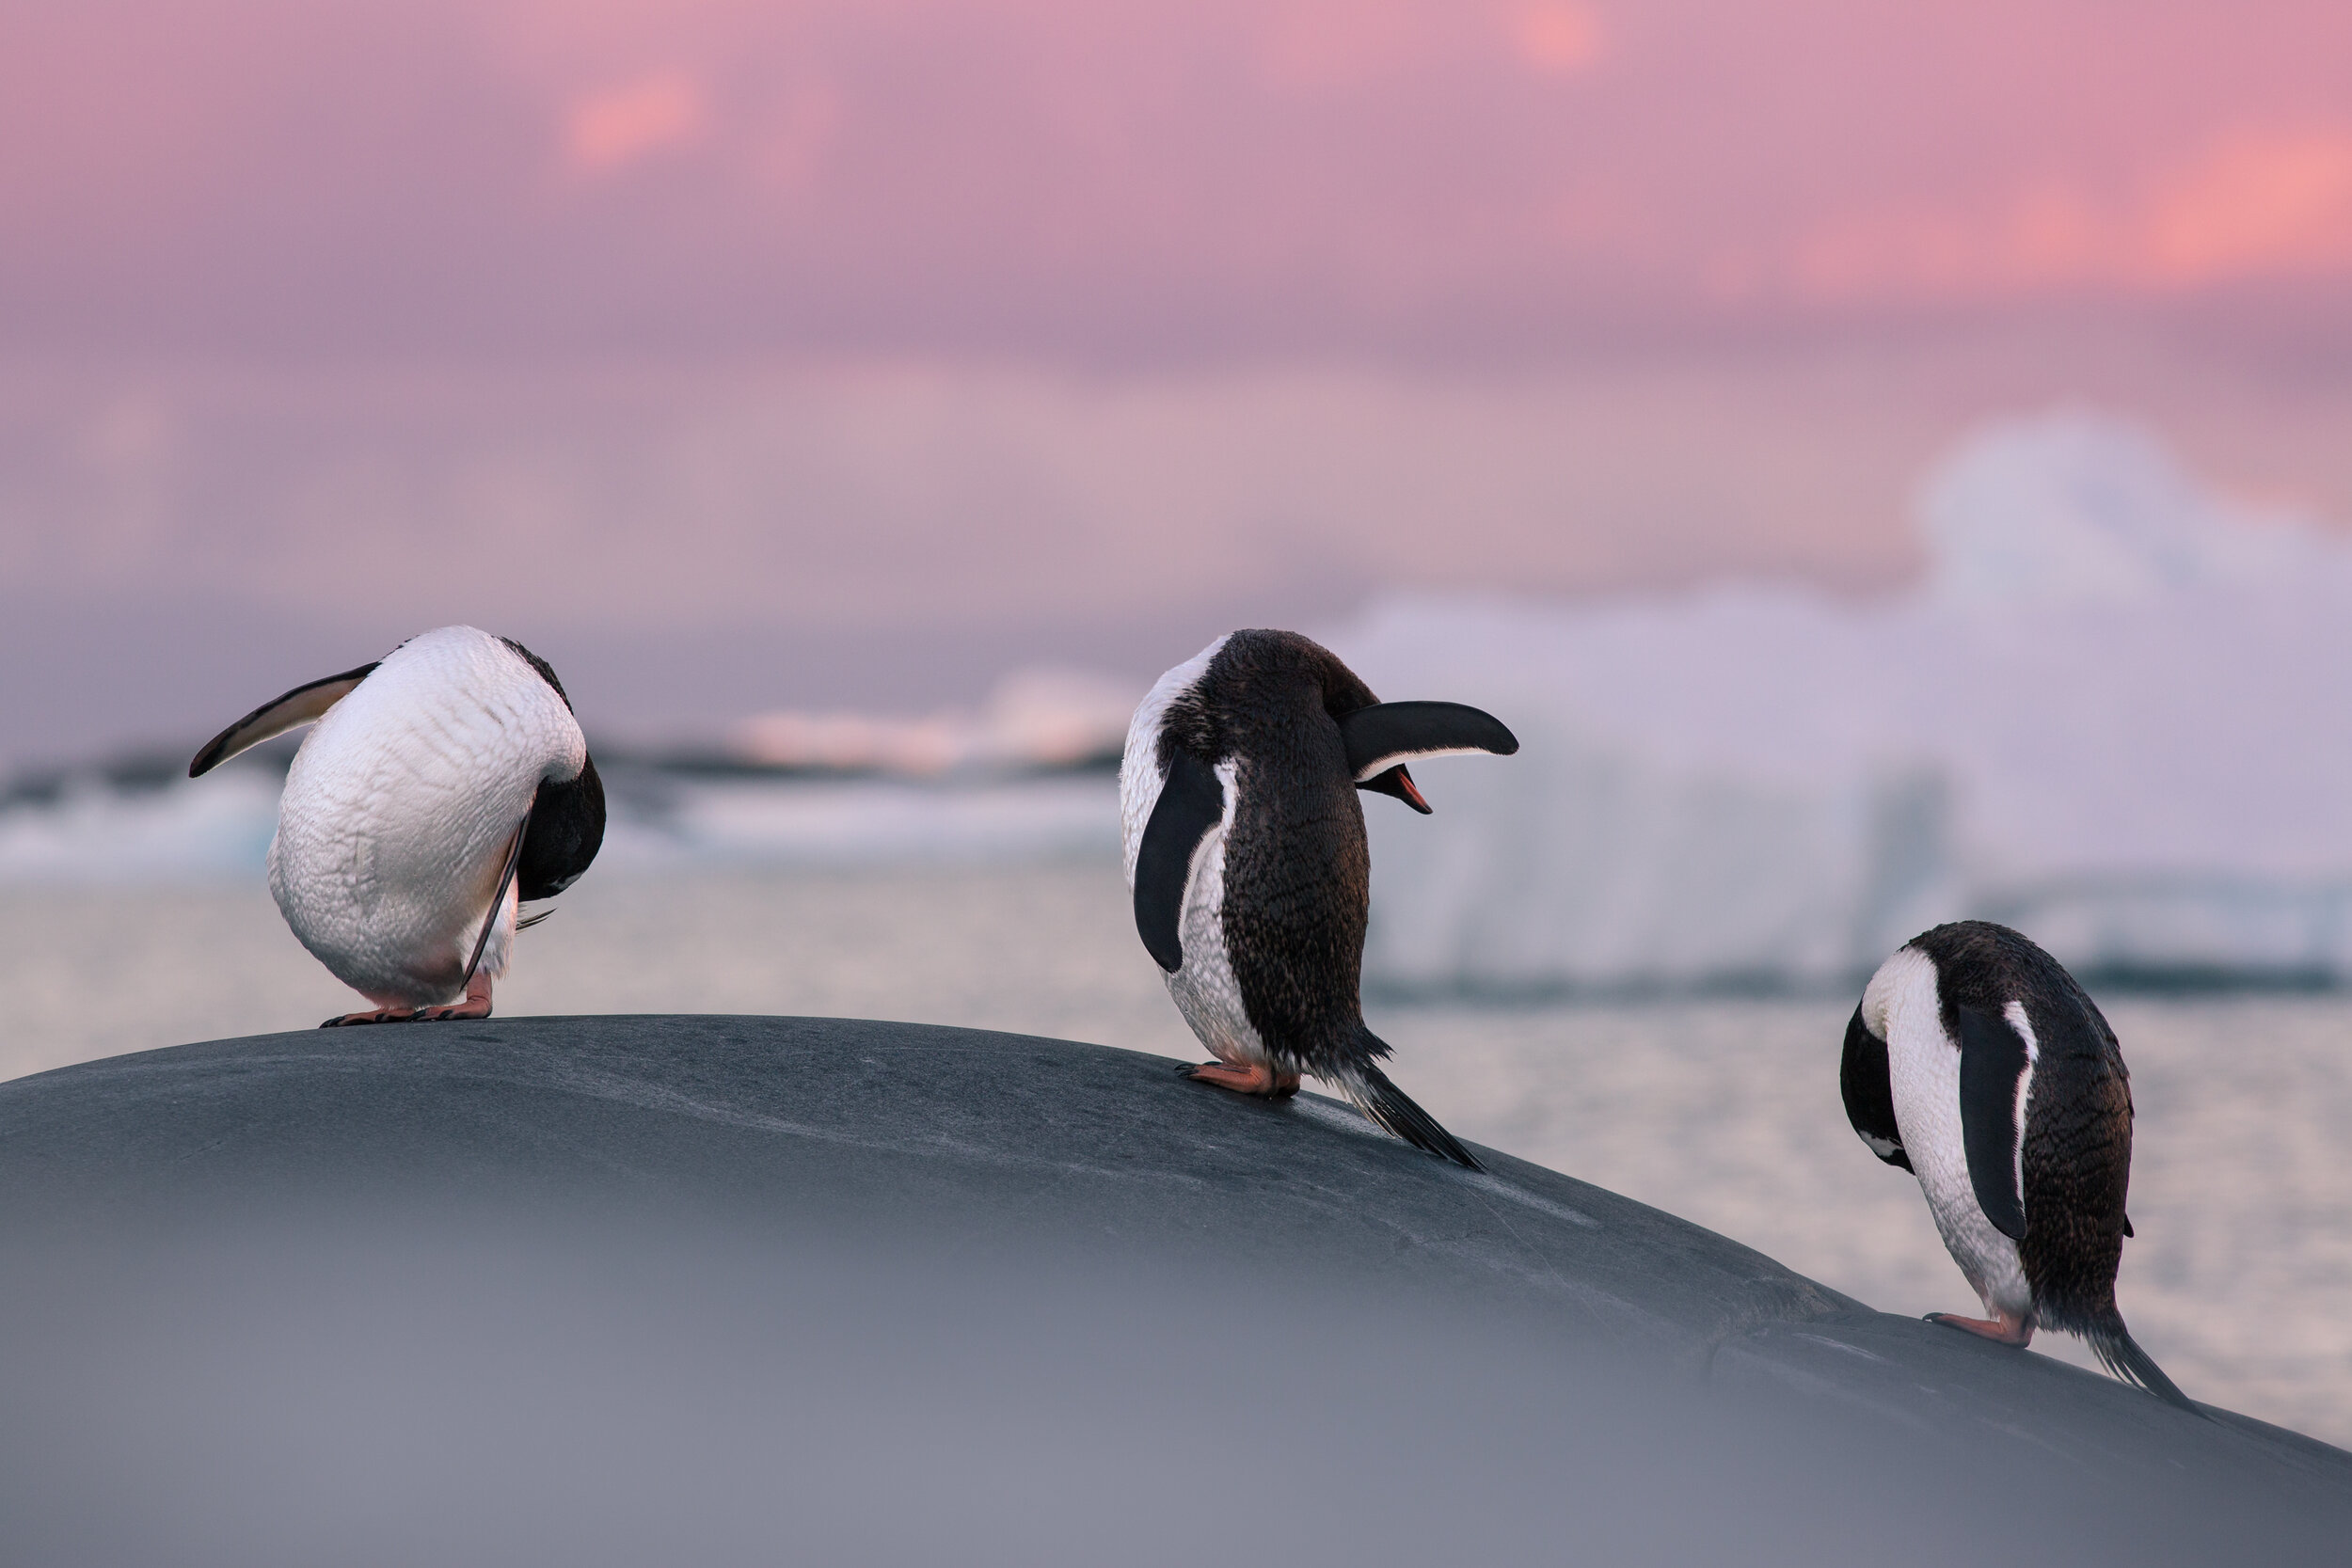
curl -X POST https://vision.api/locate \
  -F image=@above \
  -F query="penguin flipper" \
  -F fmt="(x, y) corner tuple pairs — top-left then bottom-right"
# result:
(188, 662), (380, 777)
(1838, 1003), (1912, 1171)
(461, 806), (532, 991)
(1133, 750), (1224, 973)
(1337, 701), (1519, 782)
(1955, 1005), (2032, 1242)
(1344, 1044), (1483, 1171)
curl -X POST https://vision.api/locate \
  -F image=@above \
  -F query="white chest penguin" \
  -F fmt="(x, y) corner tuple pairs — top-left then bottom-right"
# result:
(190, 626), (605, 1027)
(1841, 920), (2196, 1411)
(1120, 628), (1518, 1168)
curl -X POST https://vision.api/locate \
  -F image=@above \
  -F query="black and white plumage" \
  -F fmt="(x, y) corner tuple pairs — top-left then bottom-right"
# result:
(190, 626), (605, 1026)
(1842, 920), (2196, 1411)
(1120, 629), (1518, 1169)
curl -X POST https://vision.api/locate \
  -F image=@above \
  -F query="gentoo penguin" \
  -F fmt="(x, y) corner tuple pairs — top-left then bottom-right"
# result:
(189, 626), (605, 1027)
(1841, 920), (2196, 1411)
(1120, 629), (1518, 1169)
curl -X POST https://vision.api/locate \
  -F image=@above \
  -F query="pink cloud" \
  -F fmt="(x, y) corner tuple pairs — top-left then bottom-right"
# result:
(1782, 127), (2352, 302)
(2144, 131), (2352, 286)
(2, 1), (2350, 357)
(1508, 2), (1604, 77)
(565, 71), (709, 174)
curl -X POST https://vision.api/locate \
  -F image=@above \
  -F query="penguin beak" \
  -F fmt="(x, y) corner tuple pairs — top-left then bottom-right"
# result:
(1358, 764), (1433, 814)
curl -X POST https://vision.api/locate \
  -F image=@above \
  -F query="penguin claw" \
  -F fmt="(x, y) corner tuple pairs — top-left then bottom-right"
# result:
(320, 1006), (421, 1028)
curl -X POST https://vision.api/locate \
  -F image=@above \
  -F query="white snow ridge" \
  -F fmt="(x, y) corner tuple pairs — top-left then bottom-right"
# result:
(1337, 408), (2352, 994)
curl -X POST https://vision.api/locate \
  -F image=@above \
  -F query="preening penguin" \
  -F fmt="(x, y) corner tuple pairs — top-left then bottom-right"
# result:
(1842, 920), (2197, 1412)
(1120, 629), (1518, 1169)
(190, 626), (605, 1027)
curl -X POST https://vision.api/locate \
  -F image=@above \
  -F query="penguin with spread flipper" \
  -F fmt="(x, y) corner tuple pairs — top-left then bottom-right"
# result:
(190, 626), (605, 1027)
(1120, 629), (1517, 1169)
(1842, 919), (2199, 1412)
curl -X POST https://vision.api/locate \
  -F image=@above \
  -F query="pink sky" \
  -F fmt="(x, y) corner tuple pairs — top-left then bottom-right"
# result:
(8, 2), (2352, 754)
(6, 0), (2352, 357)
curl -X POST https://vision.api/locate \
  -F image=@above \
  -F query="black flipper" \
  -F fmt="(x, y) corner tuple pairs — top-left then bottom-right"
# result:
(1956, 1004), (2032, 1242)
(1336, 701), (1518, 782)
(1133, 750), (1224, 974)
(1838, 1004), (1912, 1171)
(1346, 1033), (1482, 1170)
(188, 663), (379, 777)
(2086, 1316), (2201, 1415)
(461, 807), (532, 991)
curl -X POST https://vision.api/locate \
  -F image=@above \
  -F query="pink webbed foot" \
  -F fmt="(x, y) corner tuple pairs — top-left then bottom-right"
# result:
(1179, 1060), (1302, 1098)
(1926, 1308), (2034, 1348)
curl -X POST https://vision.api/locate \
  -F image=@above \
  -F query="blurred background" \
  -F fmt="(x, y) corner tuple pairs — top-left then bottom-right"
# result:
(3, 0), (2349, 1441)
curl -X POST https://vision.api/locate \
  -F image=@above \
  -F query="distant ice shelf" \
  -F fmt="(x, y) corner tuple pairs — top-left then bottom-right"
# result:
(11, 407), (2352, 992)
(1339, 409), (2352, 992)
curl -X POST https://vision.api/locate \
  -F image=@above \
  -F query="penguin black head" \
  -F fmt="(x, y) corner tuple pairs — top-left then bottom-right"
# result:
(1174, 629), (1519, 813)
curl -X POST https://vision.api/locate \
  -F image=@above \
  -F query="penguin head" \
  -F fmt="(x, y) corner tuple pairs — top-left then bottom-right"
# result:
(1182, 630), (1517, 813)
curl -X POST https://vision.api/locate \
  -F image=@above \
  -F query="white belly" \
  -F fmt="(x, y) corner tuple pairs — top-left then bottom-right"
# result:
(1163, 823), (1272, 1069)
(268, 627), (575, 1006)
(1877, 954), (2030, 1317)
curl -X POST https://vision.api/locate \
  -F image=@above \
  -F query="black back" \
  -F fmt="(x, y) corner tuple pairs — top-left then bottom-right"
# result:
(1152, 630), (1381, 1077)
(1910, 921), (2135, 1334)
(501, 638), (605, 900)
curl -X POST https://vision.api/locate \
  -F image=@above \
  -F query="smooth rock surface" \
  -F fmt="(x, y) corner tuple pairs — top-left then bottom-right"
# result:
(1, 1014), (2344, 1566)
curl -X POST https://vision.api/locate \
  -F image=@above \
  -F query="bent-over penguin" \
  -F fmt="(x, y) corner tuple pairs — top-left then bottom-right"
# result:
(190, 626), (605, 1027)
(1841, 920), (2197, 1411)
(1120, 629), (1518, 1169)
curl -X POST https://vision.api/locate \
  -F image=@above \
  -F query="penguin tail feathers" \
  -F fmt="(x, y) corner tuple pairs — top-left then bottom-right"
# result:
(1343, 1048), (1483, 1172)
(2085, 1317), (2201, 1416)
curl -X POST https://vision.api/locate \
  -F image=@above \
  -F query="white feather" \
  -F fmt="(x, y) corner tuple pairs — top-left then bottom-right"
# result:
(268, 626), (586, 1008)
(1162, 759), (1274, 1070)
(1118, 635), (1226, 888)
(2003, 998), (2041, 1227)
(1864, 945), (2032, 1319)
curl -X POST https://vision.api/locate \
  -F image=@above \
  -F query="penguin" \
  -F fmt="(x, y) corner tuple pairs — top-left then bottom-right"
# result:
(1841, 919), (2197, 1411)
(1120, 629), (1518, 1169)
(189, 626), (605, 1027)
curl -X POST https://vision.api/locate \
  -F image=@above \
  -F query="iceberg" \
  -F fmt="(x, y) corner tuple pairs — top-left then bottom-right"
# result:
(1338, 409), (2352, 992)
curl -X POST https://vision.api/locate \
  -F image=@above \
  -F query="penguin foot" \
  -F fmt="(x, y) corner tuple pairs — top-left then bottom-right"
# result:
(1925, 1310), (2033, 1347)
(323, 973), (494, 1027)
(1180, 1061), (1302, 1097)
(320, 1006), (422, 1027)
(411, 973), (495, 1023)
(411, 999), (494, 1022)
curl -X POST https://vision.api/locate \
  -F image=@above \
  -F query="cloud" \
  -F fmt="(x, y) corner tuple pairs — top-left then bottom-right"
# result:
(564, 71), (709, 175)
(1785, 128), (2352, 302)
(1508, 2), (1603, 77)
(6, 2), (2352, 358)
(2143, 132), (2352, 286)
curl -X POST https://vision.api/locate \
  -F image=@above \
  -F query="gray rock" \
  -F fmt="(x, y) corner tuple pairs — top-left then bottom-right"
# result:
(1, 1014), (2343, 1565)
